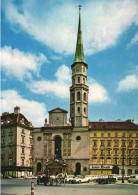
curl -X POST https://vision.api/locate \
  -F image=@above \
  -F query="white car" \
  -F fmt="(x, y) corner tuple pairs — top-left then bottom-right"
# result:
(85, 175), (99, 182)
(71, 175), (90, 184)
(65, 175), (75, 183)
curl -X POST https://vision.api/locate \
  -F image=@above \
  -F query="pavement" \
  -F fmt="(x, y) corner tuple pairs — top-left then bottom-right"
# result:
(1, 179), (138, 195)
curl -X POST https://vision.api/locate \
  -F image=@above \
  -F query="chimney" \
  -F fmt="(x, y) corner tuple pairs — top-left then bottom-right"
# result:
(14, 106), (20, 114)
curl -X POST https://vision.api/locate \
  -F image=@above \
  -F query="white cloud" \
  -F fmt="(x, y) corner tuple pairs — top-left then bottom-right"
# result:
(88, 78), (110, 103)
(117, 74), (138, 92)
(2, 0), (138, 55)
(127, 32), (138, 47)
(27, 65), (71, 99)
(1, 90), (47, 127)
(1, 46), (48, 81)
(27, 64), (110, 103)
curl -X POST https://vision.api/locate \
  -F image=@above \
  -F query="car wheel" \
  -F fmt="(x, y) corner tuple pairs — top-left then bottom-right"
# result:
(88, 180), (90, 183)
(79, 180), (81, 184)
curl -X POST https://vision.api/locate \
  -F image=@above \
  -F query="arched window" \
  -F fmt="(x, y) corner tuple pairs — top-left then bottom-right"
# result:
(73, 78), (75, 85)
(84, 108), (86, 114)
(78, 77), (80, 83)
(83, 78), (85, 84)
(55, 136), (62, 158)
(72, 93), (74, 101)
(83, 93), (86, 101)
(77, 92), (81, 100)
(78, 107), (80, 113)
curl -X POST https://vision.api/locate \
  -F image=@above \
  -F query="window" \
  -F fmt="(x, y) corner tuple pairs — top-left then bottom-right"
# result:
(115, 158), (117, 165)
(122, 133), (125, 137)
(77, 92), (80, 100)
(129, 159), (131, 165)
(101, 133), (104, 137)
(72, 93), (74, 101)
(108, 133), (111, 137)
(93, 141), (97, 147)
(73, 78), (75, 85)
(22, 147), (24, 154)
(128, 150), (132, 155)
(9, 136), (13, 144)
(94, 133), (97, 137)
(83, 167), (87, 171)
(115, 133), (118, 137)
(93, 149), (97, 155)
(9, 158), (13, 166)
(115, 150), (118, 155)
(101, 150), (104, 155)
(84, 107), (86, 114)
(114, 140), (118, 147)
(136, 141), (138, 147)
(22, 159), (24, 166)
(128, 141), (133, 147)
(78, 77), (80, 83)
(37, 136), (42, 141)
(136, 159), (138, 166)
(107, 141), (111, 147)
(136, 133), (138, 138)
(107, 150), (110, 155)
(83, 92), (86, 101)
(122, 141), (126, 147)
(83, 67), (85, 72)
(22, 136), (24, 143)
(129, 133), (132, 137)
(77, 107), (80, 113)
(101, 140), (104, 146)
(76, 136), (81, 141)
(83, 78), (85, 84)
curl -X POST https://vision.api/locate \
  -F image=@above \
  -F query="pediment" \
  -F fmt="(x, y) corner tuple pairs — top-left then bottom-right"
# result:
(49, 107), (67, 113)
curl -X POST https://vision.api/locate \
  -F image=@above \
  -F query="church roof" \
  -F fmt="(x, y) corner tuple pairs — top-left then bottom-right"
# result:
(73, 5), (86, 63)
(89, 121), (138, 130)
(49, 107), (68, 113)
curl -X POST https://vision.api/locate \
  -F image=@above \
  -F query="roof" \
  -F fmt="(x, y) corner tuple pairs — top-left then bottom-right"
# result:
(1, 112), (34, 128)
(89, 121), (138, 130)
(49, 107), (68, 113)
(73, 5), (86, 64)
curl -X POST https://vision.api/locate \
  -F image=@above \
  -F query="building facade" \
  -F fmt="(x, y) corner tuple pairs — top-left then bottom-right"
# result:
(1, 107), (33, 177)
(89, 121), (138, 175)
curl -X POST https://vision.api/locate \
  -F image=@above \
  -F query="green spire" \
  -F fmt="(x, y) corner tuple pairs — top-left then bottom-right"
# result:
(73, 5), (86, 63)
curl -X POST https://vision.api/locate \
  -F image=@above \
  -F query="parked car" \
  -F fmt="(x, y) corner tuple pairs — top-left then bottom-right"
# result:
(85, 175), (99, 182)
(128, 175), (138, 184)
(65, 175), (75, 183)
(97, 175), (116, 184)
(5, 175), (12, 179)
(70, 175), (90, 184)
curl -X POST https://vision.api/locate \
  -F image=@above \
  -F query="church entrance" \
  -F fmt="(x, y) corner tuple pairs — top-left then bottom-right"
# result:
(76, 163), (81, 175)
(55, 136), (62, 158)
(37, 162), (42, 173)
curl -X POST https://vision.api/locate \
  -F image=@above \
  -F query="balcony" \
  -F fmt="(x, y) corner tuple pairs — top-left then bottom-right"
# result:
(21, 153), (25, 158)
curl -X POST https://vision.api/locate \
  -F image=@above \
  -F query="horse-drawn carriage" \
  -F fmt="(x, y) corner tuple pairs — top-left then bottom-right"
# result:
(37, 174), (65, 186)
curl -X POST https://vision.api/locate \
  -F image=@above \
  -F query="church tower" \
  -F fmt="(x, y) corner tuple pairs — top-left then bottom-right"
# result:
(70, 5), (89, 127)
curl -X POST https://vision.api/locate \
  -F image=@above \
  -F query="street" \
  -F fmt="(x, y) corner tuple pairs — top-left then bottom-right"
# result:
(1, 179), (138, 195)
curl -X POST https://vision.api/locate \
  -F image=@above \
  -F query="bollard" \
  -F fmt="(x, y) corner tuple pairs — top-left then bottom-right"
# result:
(31, 182), (34, 195)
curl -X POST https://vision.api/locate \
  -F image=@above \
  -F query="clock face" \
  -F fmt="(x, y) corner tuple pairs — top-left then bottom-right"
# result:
(76, 66), (81, 72)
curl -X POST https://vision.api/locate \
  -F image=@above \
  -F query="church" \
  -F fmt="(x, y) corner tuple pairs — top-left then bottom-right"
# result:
(1, 6), (138, 178)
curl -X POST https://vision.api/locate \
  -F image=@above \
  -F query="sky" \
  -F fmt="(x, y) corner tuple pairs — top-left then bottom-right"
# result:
(1, 0), (138, 127)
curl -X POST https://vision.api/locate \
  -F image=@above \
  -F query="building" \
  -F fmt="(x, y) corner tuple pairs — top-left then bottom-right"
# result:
(89, 120), (138, 175)
(32, 6), (90, 176)
(1, 106), (33, 178)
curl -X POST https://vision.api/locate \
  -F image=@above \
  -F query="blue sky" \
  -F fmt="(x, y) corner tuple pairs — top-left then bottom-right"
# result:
(1, 0), (138, 127)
